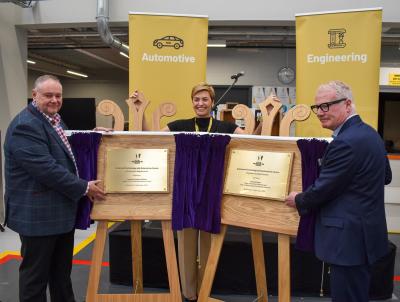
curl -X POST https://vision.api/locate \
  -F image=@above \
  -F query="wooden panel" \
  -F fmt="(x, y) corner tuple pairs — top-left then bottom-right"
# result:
(91, 135), (176, 220)
(278, 234), (291, 302)
(96, 293), (177, 301)
(97, 100), (125, 131)
(251, 229), (268, 302)
(126, 91), (149, 131)
(207, 298), (224, 302)
(86, 221), (108, 302)
(279, 104), (311, 137)
(161, 221), (182, 301)
(197, 225), (227, 302)
(232, 104), (255, 134)
(259, 96), (282, 136)
(89, 134), (300, 302)
(131, 221), (143, 293)
(221, 138), (301, 235)
(92, 134), (300, 234)
(152, 102), (177, 131)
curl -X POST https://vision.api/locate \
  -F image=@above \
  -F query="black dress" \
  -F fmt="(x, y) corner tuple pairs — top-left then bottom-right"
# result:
(167, 117), (237, 134)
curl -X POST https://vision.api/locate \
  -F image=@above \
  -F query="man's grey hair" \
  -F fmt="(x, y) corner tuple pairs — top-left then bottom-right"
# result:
(33, 75), (61, 90)
(317, 80), (356, 112)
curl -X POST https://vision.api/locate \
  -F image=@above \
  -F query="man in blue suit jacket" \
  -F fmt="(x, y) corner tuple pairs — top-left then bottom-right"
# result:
(285, 81), (392, 302)
(4, 75), (105, 301)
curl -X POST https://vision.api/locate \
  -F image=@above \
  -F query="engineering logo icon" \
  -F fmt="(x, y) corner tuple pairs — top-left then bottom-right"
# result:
(328, 28), (346, 49)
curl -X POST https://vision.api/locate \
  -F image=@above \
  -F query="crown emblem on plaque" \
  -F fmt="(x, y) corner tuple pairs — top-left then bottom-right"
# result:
(132, 153), (143, 164)
(253, 155), (264, 167)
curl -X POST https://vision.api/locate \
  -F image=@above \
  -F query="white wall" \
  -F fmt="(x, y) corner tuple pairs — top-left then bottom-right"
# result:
(18, 0), (400, 26)
(207, 48), (296, 86)
(0, 4), (28, 224)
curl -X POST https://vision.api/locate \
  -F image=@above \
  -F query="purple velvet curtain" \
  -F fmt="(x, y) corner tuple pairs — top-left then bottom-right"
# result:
(69, 132), (102, 230)
(172, 133), (231, 233)
(295, 138), (329, 251)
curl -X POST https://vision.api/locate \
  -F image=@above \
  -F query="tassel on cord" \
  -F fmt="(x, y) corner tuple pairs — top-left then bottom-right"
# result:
(320, 261), (325, 297)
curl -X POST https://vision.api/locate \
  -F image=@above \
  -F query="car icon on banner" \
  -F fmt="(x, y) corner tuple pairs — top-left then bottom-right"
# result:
(153, 36), (184, 49)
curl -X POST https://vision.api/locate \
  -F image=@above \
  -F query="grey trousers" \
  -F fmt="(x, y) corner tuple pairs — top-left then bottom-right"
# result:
(177, 228), (211, 299)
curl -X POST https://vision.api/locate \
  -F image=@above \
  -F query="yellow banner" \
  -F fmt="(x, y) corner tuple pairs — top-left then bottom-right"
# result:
(129, 13), (208, 130)
(296, 9), (382, 137)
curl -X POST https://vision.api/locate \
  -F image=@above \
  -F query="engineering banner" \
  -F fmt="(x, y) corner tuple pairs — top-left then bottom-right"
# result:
(129, 13), (208, 130)
(296, 8), (382, 137)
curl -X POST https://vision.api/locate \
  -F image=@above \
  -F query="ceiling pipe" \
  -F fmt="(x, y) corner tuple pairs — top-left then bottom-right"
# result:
(96, 0), (129, 54)
(29, 33), (127, 39)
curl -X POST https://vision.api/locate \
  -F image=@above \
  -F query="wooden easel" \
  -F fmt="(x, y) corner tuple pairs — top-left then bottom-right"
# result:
(197, 137), (302, 302)
(86, 134), (181, 302)
(197, 97), (308, 302)
(90, 94), (310, 301)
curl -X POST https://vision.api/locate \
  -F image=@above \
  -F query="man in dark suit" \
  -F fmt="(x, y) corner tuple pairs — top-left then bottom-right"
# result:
(285, 80), (392, 302)
(4, 75), (105, 301)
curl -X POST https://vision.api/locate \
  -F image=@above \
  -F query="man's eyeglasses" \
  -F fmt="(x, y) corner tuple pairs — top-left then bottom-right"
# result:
(311, 98), (347, 114)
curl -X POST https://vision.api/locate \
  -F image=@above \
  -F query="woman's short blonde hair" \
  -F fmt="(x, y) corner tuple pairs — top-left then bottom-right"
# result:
(191, 82), (215, 102)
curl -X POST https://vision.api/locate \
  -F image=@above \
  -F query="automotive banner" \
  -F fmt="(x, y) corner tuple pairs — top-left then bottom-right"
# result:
(129, 13), (208, 130)
(296, 8), (382, 137)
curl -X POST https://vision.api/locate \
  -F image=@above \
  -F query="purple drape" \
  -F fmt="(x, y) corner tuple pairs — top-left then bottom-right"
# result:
(69, 132), (102, 230)
(172, 133), (231, 233)
(295, 138), (329, 251)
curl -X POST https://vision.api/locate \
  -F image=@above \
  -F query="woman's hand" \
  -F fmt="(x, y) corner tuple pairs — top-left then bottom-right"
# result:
(93, 127), (113, 132)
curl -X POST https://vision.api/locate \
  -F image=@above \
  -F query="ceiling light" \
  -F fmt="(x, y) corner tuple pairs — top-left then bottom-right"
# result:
(67, 70), (88, 78)
(122, 43), (129, 50)
(119, 51), (129, 59)
(207, 42), (226, 48)
(27, 59), (36, 64)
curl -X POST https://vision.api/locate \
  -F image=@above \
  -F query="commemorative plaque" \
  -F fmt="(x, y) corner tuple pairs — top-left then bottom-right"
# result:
(224, 149), (293, 201)
(105, 148), (168, 193)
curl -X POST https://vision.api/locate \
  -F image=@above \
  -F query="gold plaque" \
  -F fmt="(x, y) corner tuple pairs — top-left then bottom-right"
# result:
(224, 149), (293, 201)
(105, 148), (168, 193)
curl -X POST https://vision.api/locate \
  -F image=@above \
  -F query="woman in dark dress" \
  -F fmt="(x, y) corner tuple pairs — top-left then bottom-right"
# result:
(162, 82), (245, 135)
(163, 83), (244, 302)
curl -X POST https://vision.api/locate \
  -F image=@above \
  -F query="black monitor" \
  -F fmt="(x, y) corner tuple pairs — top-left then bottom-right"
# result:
(213, 85), (252, 107)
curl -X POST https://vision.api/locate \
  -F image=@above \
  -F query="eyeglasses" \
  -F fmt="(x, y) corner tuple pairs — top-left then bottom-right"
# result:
(311, 98), (347, 114)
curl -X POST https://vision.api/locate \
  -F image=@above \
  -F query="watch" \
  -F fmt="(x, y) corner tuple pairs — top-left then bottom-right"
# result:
(278, 67), (295, 84)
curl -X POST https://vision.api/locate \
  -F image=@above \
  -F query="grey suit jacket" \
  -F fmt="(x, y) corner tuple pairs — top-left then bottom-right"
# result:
(4, 103), (87, 236)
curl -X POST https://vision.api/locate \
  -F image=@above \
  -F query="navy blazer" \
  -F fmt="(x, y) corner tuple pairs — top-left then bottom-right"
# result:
(296, 115), (392, 266)
(4, 103), (87, 236)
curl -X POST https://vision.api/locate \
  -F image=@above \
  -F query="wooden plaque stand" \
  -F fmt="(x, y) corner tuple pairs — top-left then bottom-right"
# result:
(86, 133), (301, 302)
(197, 96), (306, 302)
(198, 137), (301, 302)
(86, 134), (181, 302)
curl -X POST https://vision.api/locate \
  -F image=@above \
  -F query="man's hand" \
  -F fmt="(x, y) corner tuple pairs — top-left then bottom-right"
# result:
(87, 180), (106, 202)
(285, 191), (299, 208)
